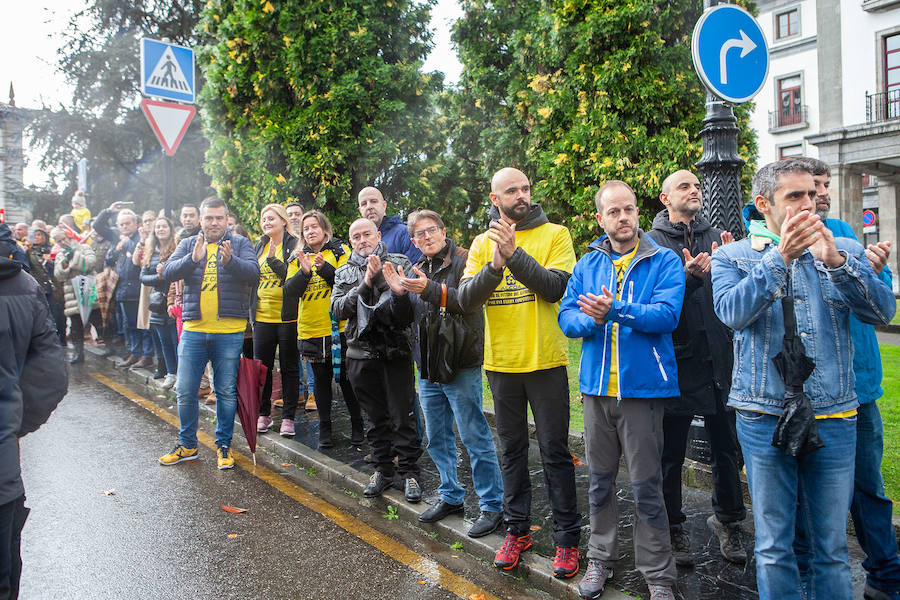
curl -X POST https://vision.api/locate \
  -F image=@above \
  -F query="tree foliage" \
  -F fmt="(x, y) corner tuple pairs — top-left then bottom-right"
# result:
(447, 0), (757, 250)
(198, 0), (448, 237)
(27, 0), (212, 219)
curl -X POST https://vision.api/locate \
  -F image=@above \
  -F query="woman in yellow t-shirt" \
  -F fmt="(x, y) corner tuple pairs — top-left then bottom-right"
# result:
(251, 204), (301, 437)
(284, 210), (364, 449)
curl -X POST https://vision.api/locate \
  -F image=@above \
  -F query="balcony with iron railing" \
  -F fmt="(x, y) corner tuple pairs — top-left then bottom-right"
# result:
(768, 104), (809, 132)
(866, 89), (900, 123)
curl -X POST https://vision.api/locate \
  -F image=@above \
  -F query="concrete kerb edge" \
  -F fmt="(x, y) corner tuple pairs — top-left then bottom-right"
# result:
(87, 347), (629, 600)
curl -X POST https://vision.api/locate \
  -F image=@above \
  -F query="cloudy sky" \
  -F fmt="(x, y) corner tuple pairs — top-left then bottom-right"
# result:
(0, 0), (464, 189)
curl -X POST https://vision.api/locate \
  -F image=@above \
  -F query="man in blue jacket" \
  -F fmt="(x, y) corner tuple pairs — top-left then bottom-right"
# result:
(357, 186), (422, 263)
(559, 180), (684, 600)
(794, 158), (899, 600)
(712, 159), (895, 600)
(159, 196), (260, 470)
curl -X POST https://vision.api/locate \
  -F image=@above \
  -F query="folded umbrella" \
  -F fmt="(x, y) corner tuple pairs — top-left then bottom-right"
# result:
(236, 357), (268, 465)
(771, 294), (824, 457)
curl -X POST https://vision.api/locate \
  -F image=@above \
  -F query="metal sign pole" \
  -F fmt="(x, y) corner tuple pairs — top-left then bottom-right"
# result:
(696, 92), (747, 238)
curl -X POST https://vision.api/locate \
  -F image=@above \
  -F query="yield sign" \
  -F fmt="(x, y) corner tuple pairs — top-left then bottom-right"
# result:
(140, 98), (196, 156)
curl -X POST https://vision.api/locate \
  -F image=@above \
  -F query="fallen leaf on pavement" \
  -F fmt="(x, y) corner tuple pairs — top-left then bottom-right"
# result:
(470, 594), (488, 600)
(572, 454), (585, 466)
(221, 504), (248, 514)
(101, 489), (115, 496)
(227, 533), (237, 539)
(417, 580), (426, 585)
(529, 525), (541, 531)
(281, 463), (291, 466)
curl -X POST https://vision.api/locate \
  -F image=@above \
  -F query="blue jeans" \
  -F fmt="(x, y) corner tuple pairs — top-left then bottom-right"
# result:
(118, 301), (153, 358)
(151, 322), (178, 375)
(852, 401), (900, 593)
(419, 367), (503, 512)
(301, 359), (315, 395)
(737, 410), (856, 600)
(175, 330), (244, 449)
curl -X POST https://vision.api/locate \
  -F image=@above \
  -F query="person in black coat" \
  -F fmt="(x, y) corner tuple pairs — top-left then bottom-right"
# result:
(646, 169), (747, 567)
(140, 216), (179, 390)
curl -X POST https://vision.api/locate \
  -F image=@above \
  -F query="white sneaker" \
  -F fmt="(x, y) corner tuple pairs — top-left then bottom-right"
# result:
(161, 374), (177, 390)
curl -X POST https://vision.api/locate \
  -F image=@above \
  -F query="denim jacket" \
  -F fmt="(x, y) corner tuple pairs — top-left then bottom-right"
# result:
(711, 236), (896, 415)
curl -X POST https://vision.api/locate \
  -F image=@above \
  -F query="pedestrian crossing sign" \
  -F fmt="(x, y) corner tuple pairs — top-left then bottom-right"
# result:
(140, 38), (195, 103)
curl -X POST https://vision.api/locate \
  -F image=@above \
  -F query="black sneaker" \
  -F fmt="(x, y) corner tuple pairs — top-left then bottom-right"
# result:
(404, 477), (422, 503)
(364, 471), (392, 498)
(418, 500), (463, 523)
(670, 525), (695, 567)
(467, 510), (503, 538)
(707, 515), (747, 563)
(577, 559), (613, 599)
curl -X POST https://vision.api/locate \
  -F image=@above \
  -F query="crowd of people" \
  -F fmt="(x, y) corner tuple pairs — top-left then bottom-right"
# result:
(2, 155), (899, 600)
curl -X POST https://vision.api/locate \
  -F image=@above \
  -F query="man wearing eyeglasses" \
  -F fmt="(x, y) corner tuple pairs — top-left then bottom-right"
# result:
(458, 167), (582, 578)
(331, 218), (422, 503)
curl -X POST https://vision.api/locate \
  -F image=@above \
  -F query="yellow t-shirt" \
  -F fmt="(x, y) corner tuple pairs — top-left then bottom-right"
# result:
(298, 245), (350, 339)
(605, 240), (640, 397)
(183, 243), (247, 334)
(463, 221), (576, 373)
(71, 207), (91, 231)
(256, 242), (291, 323)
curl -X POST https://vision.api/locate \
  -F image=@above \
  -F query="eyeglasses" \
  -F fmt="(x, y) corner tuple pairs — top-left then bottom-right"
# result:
(412, 225), (442, 239)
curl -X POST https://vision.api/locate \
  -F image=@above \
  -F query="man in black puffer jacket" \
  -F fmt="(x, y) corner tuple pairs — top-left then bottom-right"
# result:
(647, 169), (747, 567)
(0, 257), (68, 600)
(331, 218), (420, 502)
(400, 210), (505, 539)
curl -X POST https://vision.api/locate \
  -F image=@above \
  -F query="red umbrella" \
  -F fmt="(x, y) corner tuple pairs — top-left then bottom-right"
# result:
(236, 357), (268, 465)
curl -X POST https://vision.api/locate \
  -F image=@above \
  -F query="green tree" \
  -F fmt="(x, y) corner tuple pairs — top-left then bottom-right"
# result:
(448, 0), (757, 250)
(27, 0), (211, 219)
(198, 0), (446, 237)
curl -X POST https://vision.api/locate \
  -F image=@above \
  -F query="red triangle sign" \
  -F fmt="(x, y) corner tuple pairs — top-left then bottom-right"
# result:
(140, 98), (196, 156)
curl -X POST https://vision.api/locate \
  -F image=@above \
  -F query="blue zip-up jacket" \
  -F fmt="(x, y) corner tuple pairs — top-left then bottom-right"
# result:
(161, 230), (260, 322)
(559, 230), (685, 399)
(712, 235), (895, 415)
(825, 218), (893, 404)
(379, 215), (422, 264)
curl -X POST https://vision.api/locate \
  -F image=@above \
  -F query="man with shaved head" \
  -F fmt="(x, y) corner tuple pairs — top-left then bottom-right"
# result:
(331, 218), (421, 502)
(458, 167), (581, 578)
(647, 169), (747, 568)
(357, 186), (421, 263)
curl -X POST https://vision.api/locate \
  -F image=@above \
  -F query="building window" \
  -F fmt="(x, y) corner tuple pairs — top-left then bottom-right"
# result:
(776, 9), (799, 40)
(779, 144), (803, 159)
(777, 75), (803, 126)
(887, 33), (900, 118)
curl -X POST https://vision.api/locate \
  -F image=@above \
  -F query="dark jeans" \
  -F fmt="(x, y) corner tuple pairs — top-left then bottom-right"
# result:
(118, 301), (153, 358)
(69, 308), (104, 344)
(661, 396), (746, 526)
(0, 495), (28, 600)
(253, 321), (300, 421)
(347, 356), (419, 479)
(151, 321), (179, 375)
(308, 334), (362, 427)
(486, 366), (581, 548)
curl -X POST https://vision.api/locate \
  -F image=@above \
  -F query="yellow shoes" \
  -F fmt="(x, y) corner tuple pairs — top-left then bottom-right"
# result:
(217, 447), (235, 470)
(305, 393), (317, 411)
(159, 445), (198, 465)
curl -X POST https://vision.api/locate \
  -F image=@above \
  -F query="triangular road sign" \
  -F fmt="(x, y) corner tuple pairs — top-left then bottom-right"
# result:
(140, 99), (196, 156)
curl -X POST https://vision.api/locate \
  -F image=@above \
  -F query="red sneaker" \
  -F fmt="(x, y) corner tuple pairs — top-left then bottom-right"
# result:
(493, 533), (533, 570)
(553, 545), (579, 578)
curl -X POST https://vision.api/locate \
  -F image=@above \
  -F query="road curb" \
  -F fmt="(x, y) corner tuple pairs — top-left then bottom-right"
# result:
(88, 347), (629, 600)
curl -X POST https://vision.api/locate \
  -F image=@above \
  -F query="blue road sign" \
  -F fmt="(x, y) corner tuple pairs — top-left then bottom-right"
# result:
(862, 210), (876, 227)
(692, 5), (768, 103)
(140, 38), (195, 103)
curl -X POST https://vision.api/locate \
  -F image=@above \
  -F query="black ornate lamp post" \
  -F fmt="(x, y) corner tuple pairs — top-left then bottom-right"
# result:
(696, 93), (747, 239)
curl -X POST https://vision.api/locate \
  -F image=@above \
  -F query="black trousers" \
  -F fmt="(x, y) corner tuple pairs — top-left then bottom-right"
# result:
(347, 356), (419, 479)
(486, 366), (582, 548)
(69, 308), (104, 343)
(309, 334), (362, 426)
(0, 495), (27, 600)
(661, 393), (746, 526)
(254, 321), (300, 421)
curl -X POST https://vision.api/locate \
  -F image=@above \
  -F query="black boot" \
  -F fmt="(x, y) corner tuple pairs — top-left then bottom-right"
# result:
(318, 421), (333, 449)
(69, 340), (84, 364)
(350, 418), (365, 446)
(153, 363), (167, 380)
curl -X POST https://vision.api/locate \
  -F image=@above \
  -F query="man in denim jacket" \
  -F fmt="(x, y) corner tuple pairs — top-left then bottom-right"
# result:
(711, 159), (896, 600)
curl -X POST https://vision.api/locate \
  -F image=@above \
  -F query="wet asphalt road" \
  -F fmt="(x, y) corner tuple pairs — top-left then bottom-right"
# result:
(18, 368), (547, 600)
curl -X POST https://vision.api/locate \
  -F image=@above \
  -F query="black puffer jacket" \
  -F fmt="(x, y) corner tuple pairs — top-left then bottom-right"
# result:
(249, 233), (300, 323)
(140, 248), (174, 326)
(0, 258), (68, 506)
(331, 242), (414, 360)
(412, 239), (484, 379)
(647, 210), (733, 416)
